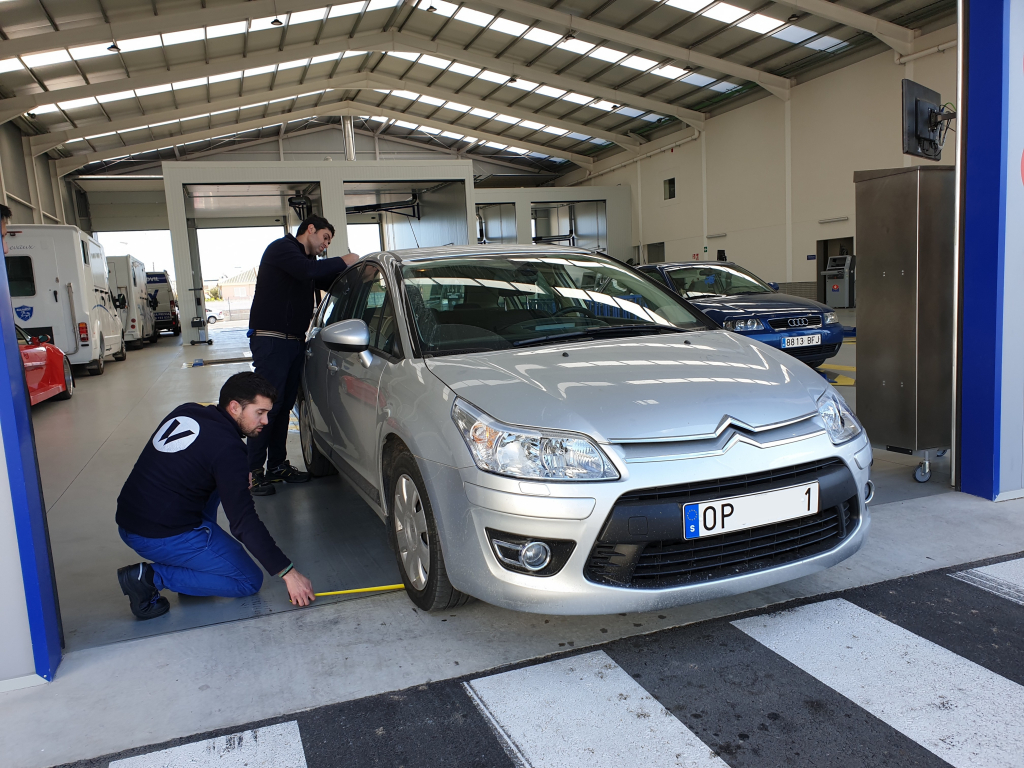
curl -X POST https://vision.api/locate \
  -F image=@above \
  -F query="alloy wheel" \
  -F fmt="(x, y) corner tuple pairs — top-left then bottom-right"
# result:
(394, 474), (430, 590)
(63, 358), (73, 393)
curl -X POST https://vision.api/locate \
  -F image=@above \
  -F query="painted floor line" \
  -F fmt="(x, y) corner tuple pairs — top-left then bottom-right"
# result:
(951, 556), (1024, 606)
(466, 650), (728, 768)
(109, 721), (307, 768)
(733, 598), (1024, 768)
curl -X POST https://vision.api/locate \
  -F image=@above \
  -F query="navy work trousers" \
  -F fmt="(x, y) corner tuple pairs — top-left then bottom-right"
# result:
(247, 334), (304, 472)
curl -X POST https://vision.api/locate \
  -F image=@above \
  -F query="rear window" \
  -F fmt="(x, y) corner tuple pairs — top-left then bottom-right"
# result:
(5, 256), (36, 297)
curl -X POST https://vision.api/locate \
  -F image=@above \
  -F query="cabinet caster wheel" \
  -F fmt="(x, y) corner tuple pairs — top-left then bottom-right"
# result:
(914, 464), (931, 483)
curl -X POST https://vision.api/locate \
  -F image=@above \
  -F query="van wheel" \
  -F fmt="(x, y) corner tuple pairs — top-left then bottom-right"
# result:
(298, 396), (336, 477)
(88, 339), (105, 376)
(172, 323), (181, 337)
(149, 328), (159, 343)
(388, 451), (470, 612)
(113, 337), (127, 361)
(55, 358), (74, 400)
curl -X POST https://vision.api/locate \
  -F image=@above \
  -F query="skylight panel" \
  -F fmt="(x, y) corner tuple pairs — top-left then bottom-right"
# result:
(708, 82), (740, 92)
(507, 78), (539, 91)
(366, 0), (399, 11)
(615, 107), (644, 118)
(341, 51), (366, 57)
(58, 96), (98, 110)
(449, 63), (481, 76)
(374, 89), (392, 94)
(173, 77), (208, 90)
(621, 55), (657, 71)
(418, 95), (446, 106)
(135, 83), (172, 96)
(441, 131), (465, 139)
(420, 126), (442, 134)
(558, 39), (596, 57)
(652, 65), (687, 79)
(454, 8), (494, 26)
(523, 28), (562, 46)
(277, 58), (308, 71)
(210, 107), (239, 115)
(565, 132), (591, 141)
(209, 71), (242, 83)
(311, 53), (340, 64)
(97, 90), (136, 103)
(484, 142), (507, 149)
(249, 16), (281, 31)
(70, 43), (117, 60)
(26, 104), (59, 114)
(419, 55), (452, 68)
(518, 120), (543, 130)
(666, 0), (713, 10)
(681, 73), (716, 87)
(541, 126), (568, 135)
(591, 100), (618, 111)
(22, 50), (72, 67)
(536, 85), (566, 98)
(494, 114), (520, 123)
(389, 51), (419, 61)
(805, 35), (844, 51)
(562, 92), (593, 104)
(738, 14), (784, 34)
(470, 107), (496, 118)
(444, 102), (471, 112)
(66, 138), (83, 144)
(424, 1), (458, 16)
(640, 113), (665, 121)
(478, 70), (509, 84)
(118, 35), (163, 53)
(84, 132), (115, 139)
(589, 47), (627, 63)
(528, 151), (549, 158)
(0, 58), (23, 73)
(490, 18), (528, 37)
(393, 120), (419, 129)
(390, 90), (420, 100)
(290, 8), (328, 25)
(772, 25), (816, 44)
(148, 120), (178, 127)
(701, 3), (746, 23)
(243, 65), (276, 77)
(506, 146), (529, 154)
(207, 21), (246, 39)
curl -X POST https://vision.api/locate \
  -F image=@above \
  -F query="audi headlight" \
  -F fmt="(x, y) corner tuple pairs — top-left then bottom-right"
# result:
(823, 311), (838, 325)
(723, 318), (764, 331)
(816, 389), (862, 444)
(452, 399), (619, 481)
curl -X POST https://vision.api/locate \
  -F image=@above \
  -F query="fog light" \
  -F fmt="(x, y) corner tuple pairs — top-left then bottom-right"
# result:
(520, 541), (551, 571)
(864, 480), (875, 504)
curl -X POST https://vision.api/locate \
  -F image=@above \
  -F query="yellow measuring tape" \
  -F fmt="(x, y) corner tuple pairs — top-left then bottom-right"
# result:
(314, 584), (404, 597)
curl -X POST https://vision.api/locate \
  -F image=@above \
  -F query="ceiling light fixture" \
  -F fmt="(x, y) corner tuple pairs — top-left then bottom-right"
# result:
(107, 42), (121, 52)
(427, 4), (437, 11)
(788, 14), (799, 22)
(271, 1), (284, 25)
(508, 75), (518, 84)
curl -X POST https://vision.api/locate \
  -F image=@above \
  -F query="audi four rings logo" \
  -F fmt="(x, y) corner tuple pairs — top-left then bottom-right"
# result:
(787, 317), (810, 327)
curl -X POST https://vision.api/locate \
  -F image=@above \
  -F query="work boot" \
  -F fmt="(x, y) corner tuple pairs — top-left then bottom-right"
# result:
(266, 461), (311, 484)
(250, 467), (276, 496)
(117, 563), (170, 620)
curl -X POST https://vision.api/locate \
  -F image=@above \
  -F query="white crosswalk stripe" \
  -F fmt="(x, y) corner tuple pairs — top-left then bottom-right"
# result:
(733, 598), (1024, 768)
(109, 721), (307, 768)
(951, 556), (1024, 606)
(466, 650), (728, 768)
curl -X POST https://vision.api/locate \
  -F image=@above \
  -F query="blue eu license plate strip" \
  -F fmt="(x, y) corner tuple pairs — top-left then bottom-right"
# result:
(684, 504), (701, 539)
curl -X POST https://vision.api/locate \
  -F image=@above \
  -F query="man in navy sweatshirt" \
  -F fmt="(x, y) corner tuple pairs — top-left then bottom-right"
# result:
(116, 372), (315, 619)
(247, 215), (358, 495)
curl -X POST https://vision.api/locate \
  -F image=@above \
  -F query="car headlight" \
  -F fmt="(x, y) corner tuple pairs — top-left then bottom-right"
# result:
(823, 311), (838, 325)
(816, 389), (862, 444)
(723, 318), (764, 331)
(452, 399), (619, 481)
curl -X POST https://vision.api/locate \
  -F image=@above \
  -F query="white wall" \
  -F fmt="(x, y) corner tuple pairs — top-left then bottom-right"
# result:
(567, 26), (959, 285)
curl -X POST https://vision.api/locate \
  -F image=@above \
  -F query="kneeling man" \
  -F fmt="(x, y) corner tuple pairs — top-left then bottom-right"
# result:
(115, 372), (315, 619)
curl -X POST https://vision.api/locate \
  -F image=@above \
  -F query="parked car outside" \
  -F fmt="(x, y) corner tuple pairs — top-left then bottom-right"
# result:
(639, 261), (844, 368)
(206, 309), (224, 324)
(17, 325), (73, 404)
(298, 246), (871, 615)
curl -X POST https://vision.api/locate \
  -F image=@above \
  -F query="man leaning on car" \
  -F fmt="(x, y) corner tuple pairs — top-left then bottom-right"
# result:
(247, 215), (359, 496)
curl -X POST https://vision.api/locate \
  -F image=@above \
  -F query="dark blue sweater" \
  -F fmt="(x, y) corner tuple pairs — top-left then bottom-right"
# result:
(249, 233), (350, 336)
(116, 403), (290, 575)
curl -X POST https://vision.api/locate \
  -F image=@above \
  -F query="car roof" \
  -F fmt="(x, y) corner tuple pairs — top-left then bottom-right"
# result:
(373, 243), (599, 265)
(646, 261), (741, 268)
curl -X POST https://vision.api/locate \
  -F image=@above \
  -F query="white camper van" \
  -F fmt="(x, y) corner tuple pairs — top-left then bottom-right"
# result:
(4, 224), (126, 375)
(107, 255), (156, 348)
(146, 270), (180, 336)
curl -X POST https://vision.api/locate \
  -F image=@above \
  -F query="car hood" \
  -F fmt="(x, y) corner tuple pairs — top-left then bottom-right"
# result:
(424, 330), (828, 442)
(687, 292), (829, 317)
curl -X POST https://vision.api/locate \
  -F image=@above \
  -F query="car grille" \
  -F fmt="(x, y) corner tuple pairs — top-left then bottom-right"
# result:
(767, 315), (823, 330)
(785, 342), (842, 361)
(584, 459), (860, 589)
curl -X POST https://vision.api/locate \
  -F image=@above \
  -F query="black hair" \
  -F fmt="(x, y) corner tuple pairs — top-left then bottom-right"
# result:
(296, 214), (335, 238)
(218, 372), (277, 409)
(0, 204), (11, 221)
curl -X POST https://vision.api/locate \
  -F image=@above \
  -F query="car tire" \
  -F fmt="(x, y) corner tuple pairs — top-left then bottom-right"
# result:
(207, 315), (217, 325)
(55, 357), (74, 400)
(113, 337), (127, 361)
(88, 339), (105, 376)
(388, 451), (470, 612)
(298, 395), (336, 477)
(129, 338), (145, 350)
(172, 323), (181, 337)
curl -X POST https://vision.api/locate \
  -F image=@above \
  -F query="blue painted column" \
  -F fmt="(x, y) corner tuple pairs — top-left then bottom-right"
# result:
(960, 0), (1024, 500)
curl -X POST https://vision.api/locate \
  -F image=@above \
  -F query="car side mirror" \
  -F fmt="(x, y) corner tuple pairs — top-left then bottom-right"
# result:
(321, 319), (373, 368)
(30, 336), (39, 345)
(768, 282), (779, 291)
(38, 334), (50, 343)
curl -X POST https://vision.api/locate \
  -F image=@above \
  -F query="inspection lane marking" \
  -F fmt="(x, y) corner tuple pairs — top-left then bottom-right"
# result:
(821, 364), (856, 371)
(951, 557), (1024, 607)
(465, 650), (728, 768)
(733, 599), (1024, 768)
(109, 721), (306, 768)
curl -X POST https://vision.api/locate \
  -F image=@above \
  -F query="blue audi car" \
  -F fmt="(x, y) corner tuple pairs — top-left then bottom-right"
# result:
(639, 261), (844, 368)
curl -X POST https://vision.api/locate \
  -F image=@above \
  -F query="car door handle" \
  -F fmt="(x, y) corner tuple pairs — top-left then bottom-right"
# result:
(328, 361), (338, 372)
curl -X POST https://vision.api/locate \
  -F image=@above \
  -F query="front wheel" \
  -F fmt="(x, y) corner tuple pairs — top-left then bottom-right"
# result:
(298, 396), (336, 477)
(388, 451), (469, 612)
(172, 323), (181, 337)
(113, 337), (127, 361)
(55, 357), (74, 399)
(207, 316), (217, 325)
(88, 337), (105, 376)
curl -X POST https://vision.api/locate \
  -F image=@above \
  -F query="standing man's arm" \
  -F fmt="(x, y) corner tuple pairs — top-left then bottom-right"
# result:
(214, 447), (317, 606)
(268, 243), (359, 282)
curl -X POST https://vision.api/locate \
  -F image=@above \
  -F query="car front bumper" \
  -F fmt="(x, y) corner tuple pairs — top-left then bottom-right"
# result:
(745, 325), (845, 359)
(418, 431), (872, 615)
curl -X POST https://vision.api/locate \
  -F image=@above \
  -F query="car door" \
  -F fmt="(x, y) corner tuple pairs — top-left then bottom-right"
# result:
(326, 263), (400, 496)
(305, 272), (358, 445)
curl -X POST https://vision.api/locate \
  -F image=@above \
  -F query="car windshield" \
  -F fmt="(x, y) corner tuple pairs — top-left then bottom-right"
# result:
(666, 264), (772, 298)
(401, 253), (707, 356)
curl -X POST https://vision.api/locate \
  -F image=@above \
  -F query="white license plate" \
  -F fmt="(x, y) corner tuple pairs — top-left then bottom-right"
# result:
(784, 334), (821, 348)
(682, 482), (819, 540)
